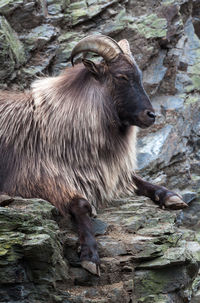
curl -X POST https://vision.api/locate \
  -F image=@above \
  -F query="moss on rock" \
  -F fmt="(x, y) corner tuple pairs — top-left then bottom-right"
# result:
(129, 14), (167, 39)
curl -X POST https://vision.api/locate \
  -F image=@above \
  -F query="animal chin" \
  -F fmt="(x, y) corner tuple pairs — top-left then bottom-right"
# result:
(137, 120), (154, 129)
(121, 117), (154, 128)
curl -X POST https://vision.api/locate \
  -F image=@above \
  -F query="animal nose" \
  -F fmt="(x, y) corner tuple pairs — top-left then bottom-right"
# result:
(137, 109), (156, 128)
(145, 110), (156, 121)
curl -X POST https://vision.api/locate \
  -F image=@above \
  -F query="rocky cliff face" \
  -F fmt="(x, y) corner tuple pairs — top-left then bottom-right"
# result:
(0, 0), (200, 302)
(0, 195), (200, 303)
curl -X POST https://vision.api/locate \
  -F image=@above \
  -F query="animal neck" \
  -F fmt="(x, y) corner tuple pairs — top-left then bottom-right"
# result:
(30, 65), (137, 172)
(31, 65), (118, 132)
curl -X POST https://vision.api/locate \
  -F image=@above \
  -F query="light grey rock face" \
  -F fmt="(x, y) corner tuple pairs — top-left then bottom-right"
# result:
(137, 15), (200, 193)
(143, 50), (168, 96)
(137, 125), (175, 171)
(20, 24), (58, 51)
(0, 0), (200, 302)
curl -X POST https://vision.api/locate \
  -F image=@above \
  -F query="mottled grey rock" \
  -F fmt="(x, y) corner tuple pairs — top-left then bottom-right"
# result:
(48, 2), (62, 15)
(0, 0), (23, 15)
(178, 18), (200, 92)
(8, 3), (43, 32)
(129, 13), (168, 39)
(178, 197), (200, 229)
(92, 218), (108, 236)
(98, 236), (127, 257)
(137, 246), (197, 269)
(0, 192), (199, 302)
(134, 264), (198, 299)
(137, 124), (176, 171)
(0, 198), (69, 302)
(182, 191), (197, 204)
(21, 24), (58, 51)
(64, 0), (120, 27)
(152, 95), (185, 111)
(143, 50), (167, 95)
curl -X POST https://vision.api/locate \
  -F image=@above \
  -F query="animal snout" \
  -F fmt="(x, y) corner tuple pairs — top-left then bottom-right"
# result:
(139, 109), (156, 127)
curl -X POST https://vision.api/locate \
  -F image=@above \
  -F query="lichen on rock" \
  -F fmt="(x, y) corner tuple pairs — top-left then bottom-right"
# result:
(129, 14), (167, 39)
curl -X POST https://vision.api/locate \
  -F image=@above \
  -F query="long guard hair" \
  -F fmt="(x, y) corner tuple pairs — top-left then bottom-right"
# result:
(0, 63), (137, 214)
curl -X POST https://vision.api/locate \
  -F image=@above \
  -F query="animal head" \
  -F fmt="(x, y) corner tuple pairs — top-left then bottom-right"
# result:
(71, 35), (155, 129)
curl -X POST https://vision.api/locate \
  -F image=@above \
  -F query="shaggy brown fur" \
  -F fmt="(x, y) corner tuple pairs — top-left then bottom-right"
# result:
(0, 37), (187, 275)
(0, 57), (137, 215)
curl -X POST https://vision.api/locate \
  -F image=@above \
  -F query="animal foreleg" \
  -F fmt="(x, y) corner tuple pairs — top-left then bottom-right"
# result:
(132, 174), (188, 210)
(69, 197), (100, 276)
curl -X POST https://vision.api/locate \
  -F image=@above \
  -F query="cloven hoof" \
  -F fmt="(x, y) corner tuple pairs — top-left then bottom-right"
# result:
(81, 261), (101, 276)
(164, 195), (188, 210)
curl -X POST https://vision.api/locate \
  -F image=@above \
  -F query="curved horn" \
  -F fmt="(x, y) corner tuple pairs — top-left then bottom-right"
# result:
(71, 35), (124, 66)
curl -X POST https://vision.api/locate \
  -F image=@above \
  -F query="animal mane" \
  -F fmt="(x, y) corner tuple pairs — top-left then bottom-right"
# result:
(0, 64), (137, 213)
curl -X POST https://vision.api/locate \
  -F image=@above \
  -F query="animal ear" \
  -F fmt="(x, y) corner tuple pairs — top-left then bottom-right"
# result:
(82, 59), (100, 77)
(118, 39), (137, 64)
(118, 39), (132, 56)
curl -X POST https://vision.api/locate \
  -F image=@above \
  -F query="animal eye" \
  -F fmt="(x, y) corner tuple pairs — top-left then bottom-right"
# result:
(116, 74), (129, 81)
